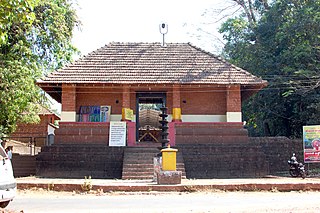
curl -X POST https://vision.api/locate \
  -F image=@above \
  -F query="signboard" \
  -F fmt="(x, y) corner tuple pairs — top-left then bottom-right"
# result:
(124, 108), (133, 121)
(109, 122), (126, 146)
(100, 106), (111, 122)
(303, 125), (320, 163)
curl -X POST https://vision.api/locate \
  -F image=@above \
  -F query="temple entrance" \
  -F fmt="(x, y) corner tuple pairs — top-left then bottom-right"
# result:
(136, 93), (166, 144)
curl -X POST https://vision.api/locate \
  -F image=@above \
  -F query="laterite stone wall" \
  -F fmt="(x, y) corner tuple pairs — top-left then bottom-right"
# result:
(175, 122), (249, 144)
(36, 144), (124, 179)
(250, 137), (320, 174)
(54, 122), (110, 144)
(178, 143), (269, 179)
(10, 115), (51, 145)
(179, 137), (320, 179)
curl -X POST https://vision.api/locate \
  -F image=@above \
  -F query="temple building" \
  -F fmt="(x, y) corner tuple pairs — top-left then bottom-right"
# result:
(35, 42), (269, 179)
(37, 42), (267, 146)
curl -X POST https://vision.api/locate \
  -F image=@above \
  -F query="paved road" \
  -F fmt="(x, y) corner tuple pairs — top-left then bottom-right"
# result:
(7, 190), (320, 213)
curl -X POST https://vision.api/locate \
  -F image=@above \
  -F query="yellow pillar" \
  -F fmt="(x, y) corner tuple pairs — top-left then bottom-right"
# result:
(121, 86), (131, 121)
(172, 108), (181, 121)
(172, 85), (182, 122)
(161, 145), (178, 171)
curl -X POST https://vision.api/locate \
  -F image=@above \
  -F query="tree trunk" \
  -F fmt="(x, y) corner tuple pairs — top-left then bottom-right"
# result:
(233, 0), (256, 26)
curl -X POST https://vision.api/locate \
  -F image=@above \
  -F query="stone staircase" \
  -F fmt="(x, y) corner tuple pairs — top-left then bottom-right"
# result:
(122, 147), (186, 180)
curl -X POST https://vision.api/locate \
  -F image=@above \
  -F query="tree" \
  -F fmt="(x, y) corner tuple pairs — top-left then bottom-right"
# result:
(220, 0), (320, 138)
(0, 0), (79, 138)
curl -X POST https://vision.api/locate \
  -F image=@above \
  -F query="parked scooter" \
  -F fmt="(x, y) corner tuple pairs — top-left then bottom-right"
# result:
(288, 153), (306, 179)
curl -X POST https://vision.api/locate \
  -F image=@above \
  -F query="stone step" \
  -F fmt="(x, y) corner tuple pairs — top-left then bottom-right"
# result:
(123, 162), (184, 166)
(122, 164), (154, 169)
(123, 156), (183, 164)
(122, 175), (153, 180)
(124, 153), (159, 156)
(123, 168), (186, 173)
(122, 171), (154, 176)
(122, 167), (154, 172)
(123, 163), (185, 168)
(124, 154), (184, 159)
(122, 171), (186, 179)
(124, 149), (160, 153)
(124, 147), (159, 151)
(123, 171), (187, 178)
(123, 160), (153, 164)
(123, 157), (158, 162)
(123, 175), (187, 180)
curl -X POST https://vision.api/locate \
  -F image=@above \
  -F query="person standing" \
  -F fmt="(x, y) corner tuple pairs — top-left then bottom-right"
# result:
(5, 146), (13, 160)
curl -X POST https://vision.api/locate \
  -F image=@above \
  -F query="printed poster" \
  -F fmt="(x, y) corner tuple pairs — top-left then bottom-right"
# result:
(124, 108), (133, 121)
(79, 106), (100, 122)
(100, 106), (111, 122)
(303, 125), (320, 163)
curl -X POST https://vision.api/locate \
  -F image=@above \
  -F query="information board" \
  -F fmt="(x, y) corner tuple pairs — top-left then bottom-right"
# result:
(109, 122), (126, 146)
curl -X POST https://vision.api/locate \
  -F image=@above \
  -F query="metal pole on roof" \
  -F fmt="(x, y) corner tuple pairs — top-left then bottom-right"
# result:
(159, 23), (168, 47)
(163, 34), (165, 47)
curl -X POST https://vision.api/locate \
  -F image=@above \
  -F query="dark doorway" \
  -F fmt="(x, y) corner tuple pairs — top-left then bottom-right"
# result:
(136, 92), (166, 143)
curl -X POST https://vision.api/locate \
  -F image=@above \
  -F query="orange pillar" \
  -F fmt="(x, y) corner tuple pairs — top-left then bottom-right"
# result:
(61, 84), (76, 121)
(172, 85), (182, 122)
(226, 85), (242, 122)
(121, 86), (136, 145)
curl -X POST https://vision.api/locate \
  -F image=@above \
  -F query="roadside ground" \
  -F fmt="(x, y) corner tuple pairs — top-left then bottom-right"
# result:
(16, 175), (320, 193)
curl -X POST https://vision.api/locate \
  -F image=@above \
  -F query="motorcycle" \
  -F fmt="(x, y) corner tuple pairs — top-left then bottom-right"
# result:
(288, 153), (306, 179)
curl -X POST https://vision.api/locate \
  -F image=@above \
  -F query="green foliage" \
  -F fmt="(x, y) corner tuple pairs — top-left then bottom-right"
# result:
(0, 0), (36, 45)
(0, 0), (79, 138)
(31, 0), (79, 71)
(220, 0), (320, 138)
(0, 60), (40, 135)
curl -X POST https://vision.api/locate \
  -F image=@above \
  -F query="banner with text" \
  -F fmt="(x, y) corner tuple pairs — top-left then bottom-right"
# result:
(303, 125), (320, 163)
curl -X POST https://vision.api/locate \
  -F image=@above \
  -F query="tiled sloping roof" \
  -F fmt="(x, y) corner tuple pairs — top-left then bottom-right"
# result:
(21, 105), (60, 120)
(37, 42), (267, 85)
(38, 106), (60, 120)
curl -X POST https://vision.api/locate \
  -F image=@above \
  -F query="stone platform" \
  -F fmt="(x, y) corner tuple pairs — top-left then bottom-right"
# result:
(157, 171), (182, 185)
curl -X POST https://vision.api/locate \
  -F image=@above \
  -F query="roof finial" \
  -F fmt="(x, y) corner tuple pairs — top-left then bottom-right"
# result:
(159, 23), (168, 47)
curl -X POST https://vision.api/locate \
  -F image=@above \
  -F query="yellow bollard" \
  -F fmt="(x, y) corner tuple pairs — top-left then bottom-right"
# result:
(161, 145), (178, 171)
